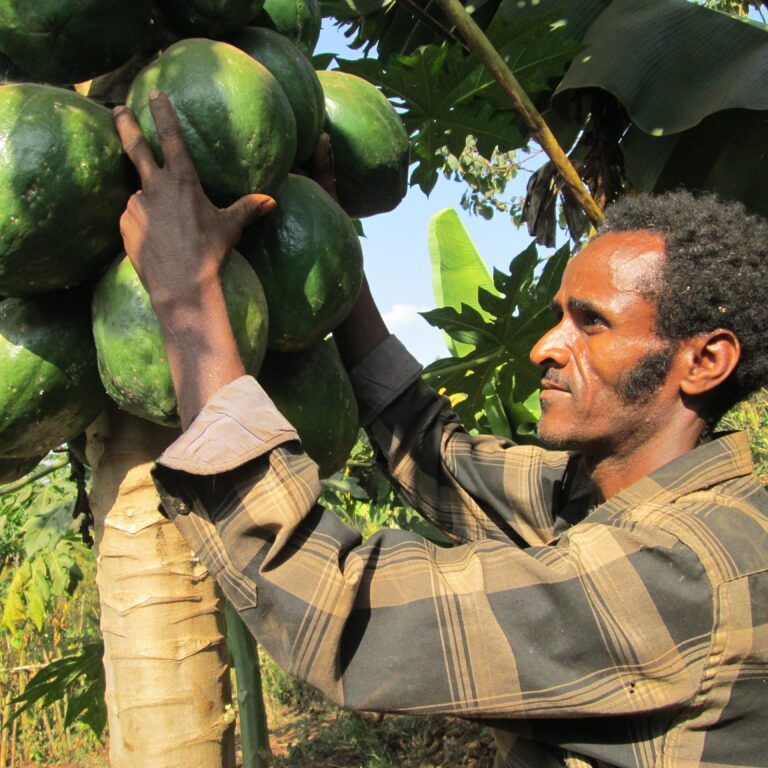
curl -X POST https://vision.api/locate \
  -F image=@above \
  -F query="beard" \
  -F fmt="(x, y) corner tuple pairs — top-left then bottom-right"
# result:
(615, 344), (675, 404)
(535, 344), (676, 456)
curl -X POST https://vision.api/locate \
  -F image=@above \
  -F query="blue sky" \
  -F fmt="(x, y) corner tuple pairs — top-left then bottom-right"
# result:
(315, 22), (557, 364)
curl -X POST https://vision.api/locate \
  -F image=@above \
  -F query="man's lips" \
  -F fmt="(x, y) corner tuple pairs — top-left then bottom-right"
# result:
(540, 378), (570, 393)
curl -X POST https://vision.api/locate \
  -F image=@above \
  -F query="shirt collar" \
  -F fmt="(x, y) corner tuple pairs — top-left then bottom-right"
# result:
(592, 430), (755, 520)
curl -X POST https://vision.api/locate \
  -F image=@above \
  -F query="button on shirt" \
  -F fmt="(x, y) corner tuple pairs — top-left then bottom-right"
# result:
(153, 336), (768, 768)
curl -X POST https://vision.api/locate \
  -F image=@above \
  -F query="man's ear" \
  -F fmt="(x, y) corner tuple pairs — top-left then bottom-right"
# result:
(678, 329), (741, 396)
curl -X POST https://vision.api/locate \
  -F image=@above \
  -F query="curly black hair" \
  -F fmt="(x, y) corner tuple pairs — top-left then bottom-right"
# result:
(599, 190), (768, 423)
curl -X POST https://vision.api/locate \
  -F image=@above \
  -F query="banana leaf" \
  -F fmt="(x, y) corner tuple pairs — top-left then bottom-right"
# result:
(555, 0), (768, 135)
(622, 108), (768, 218)
(427, 208), (496, 356)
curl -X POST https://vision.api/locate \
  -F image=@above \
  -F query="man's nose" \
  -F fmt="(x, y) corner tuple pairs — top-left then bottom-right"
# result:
(530, 324), (569, 368)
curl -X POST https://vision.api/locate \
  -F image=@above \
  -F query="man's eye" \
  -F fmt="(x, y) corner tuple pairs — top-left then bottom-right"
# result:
(581, 312), (606, 328)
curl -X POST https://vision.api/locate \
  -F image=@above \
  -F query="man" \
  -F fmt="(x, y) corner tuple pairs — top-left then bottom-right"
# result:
(113, 93), (768, 767)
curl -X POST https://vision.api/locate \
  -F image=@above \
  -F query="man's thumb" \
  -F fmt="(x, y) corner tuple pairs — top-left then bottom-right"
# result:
(223, 193), (276, 242)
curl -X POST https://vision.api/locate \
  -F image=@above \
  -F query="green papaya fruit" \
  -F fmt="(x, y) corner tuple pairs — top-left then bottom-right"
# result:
(317, 70), (409, 219)
(239, 174), (363, 351)
(0, 84), (133, 296)
(0, 294), (106, 458)
(127, 38), (296, 205)
(92, 251), (269, 427)
(230, 26), (324, 163)
(259, 340), (358, 477)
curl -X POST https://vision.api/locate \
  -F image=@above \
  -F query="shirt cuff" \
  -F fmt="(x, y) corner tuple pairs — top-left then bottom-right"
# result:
(349, 335), (423, 426)
(156, 375), (299, 475)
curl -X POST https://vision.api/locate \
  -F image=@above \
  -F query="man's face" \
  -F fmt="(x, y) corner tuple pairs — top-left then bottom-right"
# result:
(529, 230), (678, 458)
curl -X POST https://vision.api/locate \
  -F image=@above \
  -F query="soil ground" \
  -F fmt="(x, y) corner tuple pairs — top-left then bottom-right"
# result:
(267, 703), (495, 767)
(18, 707), (495, 768)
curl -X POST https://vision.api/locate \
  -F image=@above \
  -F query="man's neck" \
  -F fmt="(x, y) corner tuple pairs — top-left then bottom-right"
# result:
(586, 417), (707, 500)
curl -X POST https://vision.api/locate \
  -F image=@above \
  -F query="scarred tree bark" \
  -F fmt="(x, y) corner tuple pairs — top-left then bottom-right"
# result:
(86, 407), (235, 767)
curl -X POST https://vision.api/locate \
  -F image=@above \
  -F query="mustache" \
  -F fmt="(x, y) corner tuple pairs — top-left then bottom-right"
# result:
(540, 369), (571, 391)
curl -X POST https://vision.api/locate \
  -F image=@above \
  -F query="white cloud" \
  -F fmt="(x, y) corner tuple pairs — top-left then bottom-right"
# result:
(382, 304), (429, 332)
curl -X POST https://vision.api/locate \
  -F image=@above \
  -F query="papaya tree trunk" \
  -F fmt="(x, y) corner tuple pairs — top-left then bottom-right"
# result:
(87, 408), (235, 768)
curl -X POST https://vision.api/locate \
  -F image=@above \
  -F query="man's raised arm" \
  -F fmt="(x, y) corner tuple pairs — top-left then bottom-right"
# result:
(112, 91), (275, 429)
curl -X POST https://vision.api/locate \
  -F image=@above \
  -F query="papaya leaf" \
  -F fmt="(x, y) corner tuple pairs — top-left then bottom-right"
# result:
(321, 475), (370, 501)
(6, 641), (106, 737)
(534, 241), (570, 301)
(422, 241), (570, 430)
(1, 563), (28, 630)
(338, 15), (581, 193)
(477, 286), (508, 319)
(22, 483), (77, 558)
(311, 52), (337, 69)
(25, 564), (46, 632)
(321, 0), (502, 58)
(491, 0), (610, 46)
(493, 242), (538, 303)
(2, 529), (86, 632)
(420, 304), (500, 348)
(482, 381), (514, 439)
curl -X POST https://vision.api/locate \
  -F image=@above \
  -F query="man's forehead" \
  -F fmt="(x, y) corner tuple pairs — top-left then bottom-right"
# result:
(564, 230), (666, 296)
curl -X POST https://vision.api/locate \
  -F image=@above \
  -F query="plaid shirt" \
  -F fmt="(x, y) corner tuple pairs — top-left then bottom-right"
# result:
(154, 336), (768, 768)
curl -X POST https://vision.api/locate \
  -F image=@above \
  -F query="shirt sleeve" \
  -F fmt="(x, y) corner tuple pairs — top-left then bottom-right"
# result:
(156, 374), (300, 474)
(349, 336), (582, 547)
(154, 438), (713, 721)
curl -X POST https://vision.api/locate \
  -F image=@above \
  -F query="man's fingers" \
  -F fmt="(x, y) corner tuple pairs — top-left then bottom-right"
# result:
(147, 90), (197, 177)
(222, 194), (276, 244)
(113, 106), (158, 185)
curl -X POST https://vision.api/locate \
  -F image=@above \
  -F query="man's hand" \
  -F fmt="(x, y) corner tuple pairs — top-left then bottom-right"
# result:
(112, 90), (275, 429)
(113, 90), (275, 310)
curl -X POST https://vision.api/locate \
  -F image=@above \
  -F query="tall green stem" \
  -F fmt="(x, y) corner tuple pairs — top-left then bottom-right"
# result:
(225, 603), (270, 768)
(425, 0), (604, 226)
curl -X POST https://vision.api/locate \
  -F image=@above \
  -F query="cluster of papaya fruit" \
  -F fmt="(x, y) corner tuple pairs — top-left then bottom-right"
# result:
(0, 0), (410, 481)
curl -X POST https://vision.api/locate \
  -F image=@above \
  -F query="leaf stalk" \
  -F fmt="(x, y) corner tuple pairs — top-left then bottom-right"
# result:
(0, 460), (69, 497)
(424, 0), (604, 226)
(424, 346), (504, 378)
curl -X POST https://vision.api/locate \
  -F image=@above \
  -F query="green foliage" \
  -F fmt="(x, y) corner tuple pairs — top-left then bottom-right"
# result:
(694, 0), (757, 16)
(1, 468), (86, 633)
(421, 239), (569, 436)
(719, 388), (768, 482)
(0, 455), (69, 566)
(337, 15), (581, 194)
(0, 454), (102, 757)
(428, 206), (496, 358)
(325, 0), (768, 241)
(260, 645), (326, 710)
(556, 0), (768, 136)
(321, 434), (450, 545)
(439, 136), (523, 222)
(0, 545), (103, 763)
(5, 641), (106, 737)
